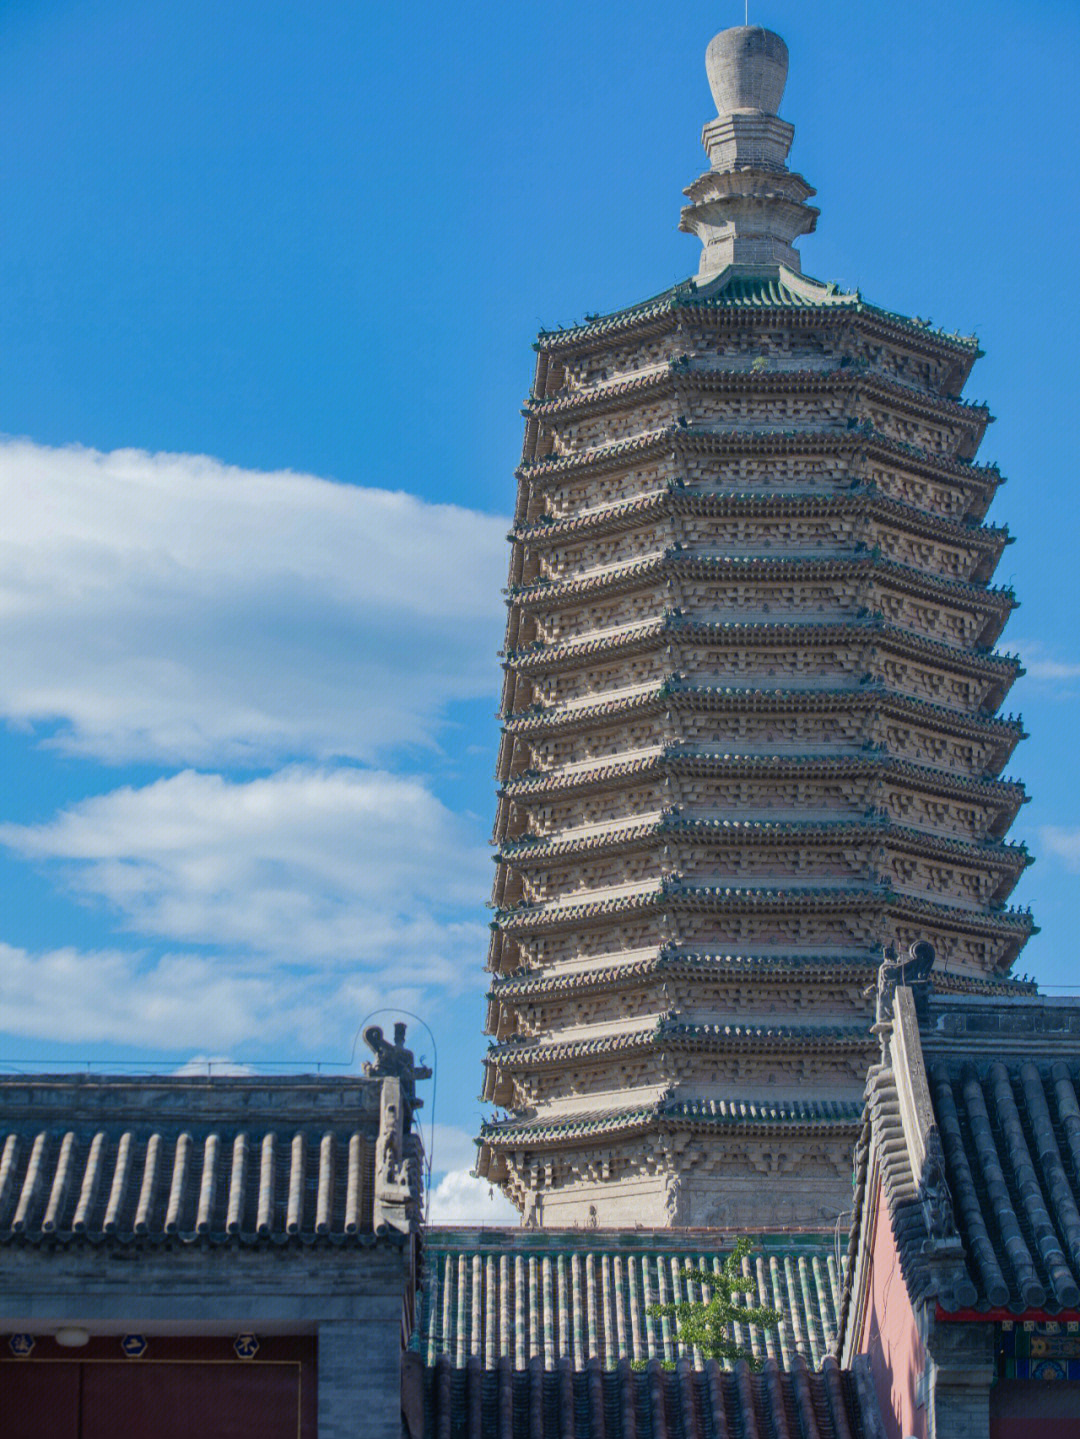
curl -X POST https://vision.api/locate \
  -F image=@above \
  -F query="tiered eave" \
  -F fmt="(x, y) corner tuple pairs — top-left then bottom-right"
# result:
(478, 260), (1032, 1227)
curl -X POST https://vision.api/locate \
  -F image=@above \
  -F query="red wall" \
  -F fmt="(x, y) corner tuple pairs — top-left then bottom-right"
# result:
(1, 1335), (316, 1439)
(857, 1174), (929, 1439)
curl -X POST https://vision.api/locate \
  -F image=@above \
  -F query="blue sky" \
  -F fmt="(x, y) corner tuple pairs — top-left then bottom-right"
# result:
(1, 0), (1078, 1220)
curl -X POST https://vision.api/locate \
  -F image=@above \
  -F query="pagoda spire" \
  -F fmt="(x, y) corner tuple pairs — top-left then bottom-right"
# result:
(680, 26), (819, 278)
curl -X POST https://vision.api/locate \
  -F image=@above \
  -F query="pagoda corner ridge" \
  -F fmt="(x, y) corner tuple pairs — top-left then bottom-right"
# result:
(476, 25), (1033, 1231)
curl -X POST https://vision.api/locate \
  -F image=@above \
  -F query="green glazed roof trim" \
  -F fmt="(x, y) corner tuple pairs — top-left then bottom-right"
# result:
(526, 358), (990, 425)
(517, 422), (1000, 489)
(508, 547), (1016, 611)
(497, 812), (1030, 872)
(510, 481), (1011, 551)
(534, 265), (979, 355)
(492, 878), (1037, 939)
(502, 678), (1025, 744)
(499, 747), (1027, 808)
(488, 952), (1037, 1001)
(503, 611), (1023, 680)
(479, 1096), (865, 1141)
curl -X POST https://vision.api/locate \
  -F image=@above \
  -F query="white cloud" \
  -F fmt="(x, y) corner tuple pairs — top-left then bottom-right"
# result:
(0, 766), (490, 976)
(0, 938), (445, 1053)
(427, 1167), (519, 1226)
(0, 438), (507, 764)
(0, 942), (302, 1048)
(172, 1056), (256, 1076)
(1015, 642), (1080, 682)
(1040, 826), (1080, 871)
(426, 1123), (483, 1177)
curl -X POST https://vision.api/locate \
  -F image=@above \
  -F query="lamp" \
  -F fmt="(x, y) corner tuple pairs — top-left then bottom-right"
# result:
(54, 1327), (90, 1348)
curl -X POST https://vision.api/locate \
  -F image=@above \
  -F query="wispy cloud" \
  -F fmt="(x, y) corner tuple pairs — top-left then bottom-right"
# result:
(1, 766), (489, 976)
(0, 438), (504, 1074)
(1040, 826), (1080, 871)
(0, 939), (439, 1053)
(0, 438), (507, 764)
(1014, 641), (1080, 683)
(0, 942), (304, 1048)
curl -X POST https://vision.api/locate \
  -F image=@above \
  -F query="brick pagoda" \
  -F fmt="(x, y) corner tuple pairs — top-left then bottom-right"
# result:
(476, 26), (1034, 1229)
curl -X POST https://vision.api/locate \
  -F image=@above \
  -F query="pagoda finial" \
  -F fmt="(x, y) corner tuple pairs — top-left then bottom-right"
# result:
(680, 25), (819, 279)
(705, 24), (789, 116)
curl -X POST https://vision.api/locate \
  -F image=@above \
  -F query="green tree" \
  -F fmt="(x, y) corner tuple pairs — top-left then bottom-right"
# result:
(635, 1237), (781, 1370)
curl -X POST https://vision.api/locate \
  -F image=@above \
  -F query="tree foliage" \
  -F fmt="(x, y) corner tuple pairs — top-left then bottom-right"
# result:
(635, 1237), (781, 1371)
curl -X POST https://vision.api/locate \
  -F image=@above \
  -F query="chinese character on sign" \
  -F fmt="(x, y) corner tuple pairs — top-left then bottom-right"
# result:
(234, 1333), (259, 1359)
(120, 1334), (148, 1358)
(8, 1334), (35, 1358)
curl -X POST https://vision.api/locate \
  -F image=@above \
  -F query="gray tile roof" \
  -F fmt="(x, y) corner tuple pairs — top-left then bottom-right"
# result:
(498, 749), (1025, 816)
(418, 1351), (873, 1438)
(929, 1058), (1080, 1310)
(493, 880), (1036, 955)
(415, 1229), (844, 1372)
(486, 1018), (873, 1071)
(0, 1074), (409, 1246)
(841, 985), (1080, 1329)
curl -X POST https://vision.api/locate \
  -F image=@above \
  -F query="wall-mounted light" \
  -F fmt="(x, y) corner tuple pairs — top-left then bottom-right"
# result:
(54, 1328), (90, 1348)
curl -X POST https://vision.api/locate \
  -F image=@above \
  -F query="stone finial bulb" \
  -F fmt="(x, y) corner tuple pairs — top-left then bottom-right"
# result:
(705, 26), (788, 117)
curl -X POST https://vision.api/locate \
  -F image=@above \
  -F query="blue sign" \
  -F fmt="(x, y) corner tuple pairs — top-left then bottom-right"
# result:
(234, 1333), (259, 1359)
(8, 1334), (35, 1358)
(121, 1334), (148, 1358)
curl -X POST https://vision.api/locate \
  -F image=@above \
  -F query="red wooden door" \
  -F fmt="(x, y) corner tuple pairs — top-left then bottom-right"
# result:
(1, 1360), (80, 1439)
(0, 1336), (315, 1439)
(81, 1360), (301, 1439)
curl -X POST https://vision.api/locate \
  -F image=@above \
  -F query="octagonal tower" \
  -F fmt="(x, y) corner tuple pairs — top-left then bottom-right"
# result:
(476, 26), (1034, 1229)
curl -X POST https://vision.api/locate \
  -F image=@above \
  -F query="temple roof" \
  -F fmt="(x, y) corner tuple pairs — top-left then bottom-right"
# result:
(0, 1073), (415, 1248)
(527, 360), (990, 439)
(415, 1227), (844, 1373)
(493, 879), (1036, 943)
(497, 816), (1030, 903)
(418, 1353), (875, 1439)
(840, 983), (1080, 1341)
(503, 614), (1022, 694)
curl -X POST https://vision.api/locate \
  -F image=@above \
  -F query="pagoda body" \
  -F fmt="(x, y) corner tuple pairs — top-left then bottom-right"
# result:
(476, 28), (1034, 1229)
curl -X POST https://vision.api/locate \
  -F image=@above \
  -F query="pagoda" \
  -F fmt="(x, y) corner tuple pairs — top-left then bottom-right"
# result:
(476, 25), (1034, 1229)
